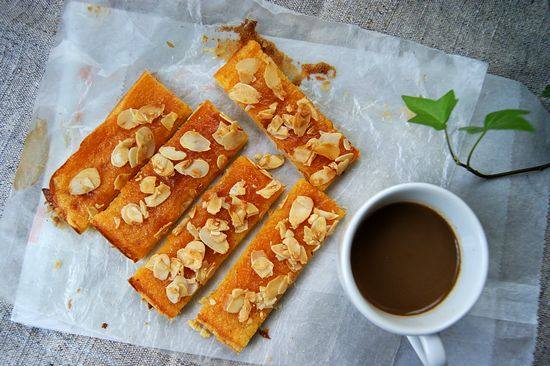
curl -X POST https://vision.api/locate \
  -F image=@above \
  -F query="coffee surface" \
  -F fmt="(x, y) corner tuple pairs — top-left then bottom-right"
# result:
(351, 202), (459, 315)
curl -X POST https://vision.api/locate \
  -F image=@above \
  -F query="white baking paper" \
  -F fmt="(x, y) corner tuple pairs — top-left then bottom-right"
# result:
(1, 1), (548, 365)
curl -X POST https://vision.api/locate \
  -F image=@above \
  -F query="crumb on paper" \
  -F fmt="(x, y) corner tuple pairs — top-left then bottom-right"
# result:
(144, 321), (150, 327)
(188, 319), (212, 338)
(54, 260), (62, 269)
(166, 40), (175, 48)
(321, 80), (331, 92)
(101, 322), (108, 329)
(266, 356), (273, 363)
(67, 298), (72, 310)
(259, 327), (271, 339)
(76, 288), (81, 293)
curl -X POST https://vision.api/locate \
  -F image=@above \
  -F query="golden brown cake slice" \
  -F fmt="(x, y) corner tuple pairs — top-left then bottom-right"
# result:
(214, 40), (360, 190)
(43, 71), (192, 233)
(192, 179), (345, 352)
(128, 156), (284, 318)
(91, 101), (248, 261)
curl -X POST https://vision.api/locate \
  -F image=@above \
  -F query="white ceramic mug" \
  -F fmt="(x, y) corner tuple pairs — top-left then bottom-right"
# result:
(339, 183), (488, 366)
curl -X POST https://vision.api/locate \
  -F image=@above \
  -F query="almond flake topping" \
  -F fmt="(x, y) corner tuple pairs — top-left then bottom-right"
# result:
(195, 260), (216, 285)
(334, 153), (355, 175)
(117, 108), (145, 130)
(120, 203), (143, 225)
(139, 200), (149, 218)
(175, 159), (209, 178)
(217, 155), (227, 169)
(160, 112), (178, 131)
(186, 220), (200, 239)
(229, 180), (246, 196)
(128, 146), (139, 168)
(212, 121), (247, 151)
(139, 176), (157, 194)
(177, 240), (206, 271)
(271, 235), (308, 272)
(69, 168), (101, 195)
(224, 288), (257, 322)
(256, 179), (282, 199)
(263, 62), (285, 100)
(205, 193), (223, 215)
(180, 131), (211, 152)
(199, 218), (230, 254)
(296, 97), (319, 121)
(256, 153), (285, 170)
(159, 146), (187, 161)
(169, 257), (184, 280)
(144, 182), (171, 207)
(309, 131), (342, 160)
(136, 127), (156, 163)
(235, 58), (260, 84)
(139, 104), (164, 122)
(293, 145), (316, 166)
(343, 138), (352, 150)
(313, 208), (340, 220)
(172, 217), (190, 236)
(303, 215), (327, 246)
(289, 196), (314, 228)
(166, 275), (198, 304)
(257, 102), (278, 120)
(145, 254), (170, 280)
(154, 221), (173, 239)
(266, 115), (289, 140)
(227, 195), (248, 233)
(246, 202), (259, 217)
(251, 250), (274, 279)
(228, 82), (261, 105)
(310, 165), (337, 187)
(114, 173), (131, 190)
(113, 216), (121, 229)
(111, 138), (134, 167)
(151, 153), (174, 177)
(257, 275), (291, 310)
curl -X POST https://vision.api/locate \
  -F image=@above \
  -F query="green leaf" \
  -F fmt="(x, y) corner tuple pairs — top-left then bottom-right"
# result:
(542, 85), (550, 98)
(458, 126), (485, 134)
(401, 90), (458, 131)
(483, 109), (534, 132)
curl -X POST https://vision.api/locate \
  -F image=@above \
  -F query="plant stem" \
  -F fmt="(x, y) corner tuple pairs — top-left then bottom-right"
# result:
(444, 128), (550, 179)
(466, 129), (487, 166)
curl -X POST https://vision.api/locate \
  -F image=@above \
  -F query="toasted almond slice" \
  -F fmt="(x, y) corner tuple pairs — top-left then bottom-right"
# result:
(293, 145), (316, 166)
(139, 176), (157, 194)
(128, 146), (139, 168)
(144, 182), (171, 207)
(266, 115), (289, 140)
(199, 224), (229, 254)
(246, 202), (259, 217)
(151, 153), (174, 177)
(310, 165), (337, 187)
(310, 131), (342, 160)
(289, 196), (313, 228)
(177, 240), (206, 271)
(229, 180), (246, 196)
(166, 275), (198, 303)
(343, 138), (352, 150)
(180, 131), (211, 152)
(313, 208), (340, 220)
(334, 153), (354, 175)
(139, 104), (164, 122)
(160, 111), (178, 131)
(236, 58), (260, 84)
(117, 108), (142, 130)
(159, 146), (187, 161)
(111, 138), (135, 167)
(257, 102), (278, 120)
(217, 154), (227, 169)
(145, 254), (170, 280)
(256, 153), (285, 170)
(251, 250), (274, 279)
(264, 62), (285, 100)
(154, 221), (172, 239)
(206, 193), (223, 215)
(120, 203), (143, 225)
(228, 82), (261, 104)
(169, 257), (184, 280)
(113, 216), (121, 229)
(187, 220), (200, 239)
(139, 199), (149, 219)
(263, 275), (290, 300)
(297, 97), (319, 121)
(114, 173), (131, 191)
(224, 289), (245, 313)
(69, 168), (101, 195)
(256, 179), (282, 199)
(175, 159), (209, 178)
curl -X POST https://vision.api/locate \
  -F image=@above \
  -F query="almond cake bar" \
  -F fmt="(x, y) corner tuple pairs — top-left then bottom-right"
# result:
(128, 156), (284, 318)
(43, 71), (192, 233)
(215, 40), (360, 190)
(92, 101), (248, 262)
(192, 179), (345, 352)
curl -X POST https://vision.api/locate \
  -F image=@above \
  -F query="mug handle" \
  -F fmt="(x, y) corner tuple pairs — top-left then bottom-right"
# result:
(407, 334), (446, 366)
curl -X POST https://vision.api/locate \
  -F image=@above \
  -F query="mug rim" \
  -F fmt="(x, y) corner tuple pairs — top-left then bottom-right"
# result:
(339, 182), (488, 335)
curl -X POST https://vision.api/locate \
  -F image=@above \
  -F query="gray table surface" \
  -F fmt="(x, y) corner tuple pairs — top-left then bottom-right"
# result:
(0, 0), (548, 365)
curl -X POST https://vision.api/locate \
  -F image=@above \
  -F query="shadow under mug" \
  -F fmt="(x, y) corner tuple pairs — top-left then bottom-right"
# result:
(338, 183), (488, 366)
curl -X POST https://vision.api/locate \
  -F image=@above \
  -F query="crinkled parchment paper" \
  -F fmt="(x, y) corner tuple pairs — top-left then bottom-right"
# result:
(1, 1), (548, 365)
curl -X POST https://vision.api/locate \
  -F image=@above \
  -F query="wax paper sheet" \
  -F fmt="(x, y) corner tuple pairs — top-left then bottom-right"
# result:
(1, 1), (548, 365)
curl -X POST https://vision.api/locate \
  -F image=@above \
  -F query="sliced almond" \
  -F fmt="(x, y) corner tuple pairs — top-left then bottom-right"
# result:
(256, 179), (282, 199)
(313, 208), (340, 220)
(159, 146), (187, 161)
(256, 153), (285, 170)
(151, 153), (174, 177)
(187, 220), (200, 239)
(144, 182), (171, 207)
(180, 131), (211, 152)
(205, 193), (223, 215)
(154, 221), (173, 239)
(264, 62), (285, 100)
(293, 145), (316, 166)
(334, 153), (355, 175)
(266, 115), (289, 140)
(303, 215), (327, 246)
(117, 108), (144, 130)
(139, 104), (164, 122)
(310, 131), (342, 160)
(120, 203), (143, 225)
(246, 202), (259, 217)
(169, 257), (184, 280)
(229, 180), (246, 196)
(310, 166), (337, 187)
(228, 82), (261, 105)
(139, 176), (157, 194)
(251, 250), (274, 279)
(160, 112), (178, 131)
(224, 289), (245, 313)
(175, 159), (209, 178)
(111, 138), (135, 167)
(166, 275), (198, 303)
(145, 254), (170, 280)
(114, 173), (131, 190)
(113, 216), (121, 229)
(297, 97), (319, 121)
(236, 58), (260, 84)
(289, 196), (313, 228)
(139, 200), (149, 219)
(217, 155), (227, 169)
(227, 196), (248, 231)
(69, 168), (101, 195)
(343, 138), (352, 150)
(177, 240), (206, 271)
(263, 274), (290, 300)
(199, 220), (230, 254)
(257, 102), (278, 120)
(212, 121), (247, 151)
(128, 146), (139, 168)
